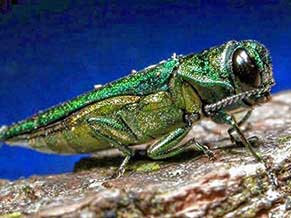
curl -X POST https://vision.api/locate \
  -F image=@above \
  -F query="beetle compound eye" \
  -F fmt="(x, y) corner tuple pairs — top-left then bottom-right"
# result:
(232, 48), (261, 88)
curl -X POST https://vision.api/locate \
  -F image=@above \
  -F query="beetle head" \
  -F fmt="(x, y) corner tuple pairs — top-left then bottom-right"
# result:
(227, 40), (275, 106)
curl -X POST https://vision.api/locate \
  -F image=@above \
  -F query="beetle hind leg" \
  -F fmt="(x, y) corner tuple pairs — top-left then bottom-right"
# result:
(87, 117), (137, 178)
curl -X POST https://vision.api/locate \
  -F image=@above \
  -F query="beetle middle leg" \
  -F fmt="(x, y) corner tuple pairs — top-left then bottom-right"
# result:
(87, 117), (137, 178)
(147, 126), (214, 160)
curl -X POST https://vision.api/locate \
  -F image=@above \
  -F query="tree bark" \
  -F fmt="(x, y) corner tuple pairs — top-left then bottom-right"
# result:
(0, 91), (291, 218)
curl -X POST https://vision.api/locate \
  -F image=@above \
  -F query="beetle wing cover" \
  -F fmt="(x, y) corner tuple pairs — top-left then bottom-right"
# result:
(3, 59), (178, 139)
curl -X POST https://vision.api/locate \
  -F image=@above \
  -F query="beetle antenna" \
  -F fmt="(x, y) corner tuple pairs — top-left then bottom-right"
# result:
(204, 87), (270, 116)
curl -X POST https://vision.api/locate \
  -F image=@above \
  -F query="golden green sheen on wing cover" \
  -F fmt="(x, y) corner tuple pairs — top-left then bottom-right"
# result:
(3, 59), (179, 139)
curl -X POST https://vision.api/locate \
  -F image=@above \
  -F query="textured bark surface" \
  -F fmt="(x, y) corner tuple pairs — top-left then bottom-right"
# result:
(0, 91), (291, 218)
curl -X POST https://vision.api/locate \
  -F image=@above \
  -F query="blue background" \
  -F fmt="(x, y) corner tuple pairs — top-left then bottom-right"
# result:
(0, 0), (290, 180)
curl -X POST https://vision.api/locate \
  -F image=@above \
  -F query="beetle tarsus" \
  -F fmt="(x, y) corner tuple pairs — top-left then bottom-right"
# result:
(110, 155), (131, 179)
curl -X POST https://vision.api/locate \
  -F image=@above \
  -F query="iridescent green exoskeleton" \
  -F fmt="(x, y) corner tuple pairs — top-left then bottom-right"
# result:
(0, 40), (274, 177)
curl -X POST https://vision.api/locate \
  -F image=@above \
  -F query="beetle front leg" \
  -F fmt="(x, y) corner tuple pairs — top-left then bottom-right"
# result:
(228, 110), (252, 137)
(147, 126), (214, 160)
(201, 110), (253, 135)
(212, 111), (280, 188)
(227, 110), (261, 147)
(212, 111), (262, 161)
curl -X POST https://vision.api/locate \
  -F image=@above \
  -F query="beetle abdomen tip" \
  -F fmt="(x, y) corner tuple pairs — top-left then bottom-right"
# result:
(0, 125), (8, 142)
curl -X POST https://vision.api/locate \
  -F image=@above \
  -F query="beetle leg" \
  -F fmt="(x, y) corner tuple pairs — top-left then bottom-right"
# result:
(237, 110), (253, 126)
(201, 110), (253, 135)
(228, 110), (252, 135)
(212, 111), (279, 188)
(87, 117), (135, 178)
(183, 138), (215, 160)
(147, 126), (214, 160)
(212, 111), (262, 161)
(225, 110), (262, 148)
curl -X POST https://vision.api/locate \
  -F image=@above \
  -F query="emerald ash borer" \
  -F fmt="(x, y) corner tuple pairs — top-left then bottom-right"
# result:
(0, 40), (275, 177)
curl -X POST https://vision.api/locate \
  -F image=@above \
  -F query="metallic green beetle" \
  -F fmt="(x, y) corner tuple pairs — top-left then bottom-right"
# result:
(0, 40), (274, 177)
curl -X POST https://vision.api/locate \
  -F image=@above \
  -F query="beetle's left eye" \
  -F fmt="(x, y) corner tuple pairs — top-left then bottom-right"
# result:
(232, 48), (261, 88)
